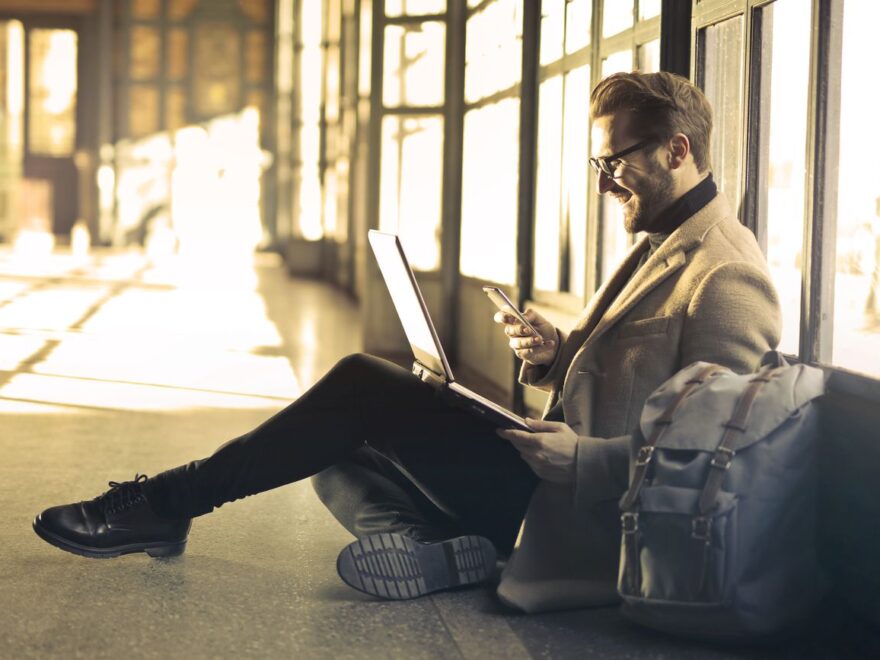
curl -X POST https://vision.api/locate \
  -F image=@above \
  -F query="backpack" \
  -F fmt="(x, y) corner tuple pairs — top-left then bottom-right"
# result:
(617, 351), (827, 642)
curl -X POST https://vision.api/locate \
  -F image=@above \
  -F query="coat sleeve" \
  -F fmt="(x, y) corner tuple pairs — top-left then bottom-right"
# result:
(518, 328), (568, 391)
(681, 261), (782, 373)
(574, 433), (632, 513)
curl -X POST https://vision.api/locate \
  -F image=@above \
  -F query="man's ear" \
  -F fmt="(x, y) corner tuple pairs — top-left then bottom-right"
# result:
(667, 133), (691, 170)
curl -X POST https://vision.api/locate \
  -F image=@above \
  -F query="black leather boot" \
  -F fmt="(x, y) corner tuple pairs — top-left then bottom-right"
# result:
(33, 475), (191, 559)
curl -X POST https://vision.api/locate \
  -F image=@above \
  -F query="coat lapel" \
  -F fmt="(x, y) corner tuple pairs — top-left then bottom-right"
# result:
(576, 193), (732, 355)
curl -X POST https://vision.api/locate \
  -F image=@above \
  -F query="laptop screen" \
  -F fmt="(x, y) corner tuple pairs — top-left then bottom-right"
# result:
(368, 231), (450, 379)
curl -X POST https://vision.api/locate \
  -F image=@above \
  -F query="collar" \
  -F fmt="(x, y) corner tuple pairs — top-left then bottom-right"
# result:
(644, 173), (717, 237)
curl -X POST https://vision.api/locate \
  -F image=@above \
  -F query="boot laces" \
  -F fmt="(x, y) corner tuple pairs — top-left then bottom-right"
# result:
(99, 474), (148, 515)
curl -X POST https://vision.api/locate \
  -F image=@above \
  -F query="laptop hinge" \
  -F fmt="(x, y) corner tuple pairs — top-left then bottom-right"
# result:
(412, 361), (447, 388)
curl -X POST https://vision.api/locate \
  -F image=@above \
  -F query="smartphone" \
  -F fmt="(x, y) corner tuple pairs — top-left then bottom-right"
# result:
(482, 286), (543, 344)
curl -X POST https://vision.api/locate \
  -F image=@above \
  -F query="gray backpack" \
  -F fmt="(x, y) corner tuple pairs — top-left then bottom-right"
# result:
(617, 352), (827, 642)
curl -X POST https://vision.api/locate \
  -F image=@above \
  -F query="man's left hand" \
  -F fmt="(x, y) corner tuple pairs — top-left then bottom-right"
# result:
(497, 419), (578, 484)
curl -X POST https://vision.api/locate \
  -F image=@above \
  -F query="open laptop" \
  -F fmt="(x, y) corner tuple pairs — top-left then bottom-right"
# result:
(368, 230), (529, 431)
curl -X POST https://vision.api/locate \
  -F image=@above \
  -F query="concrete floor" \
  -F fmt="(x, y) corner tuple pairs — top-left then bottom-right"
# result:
(1, 247), (877, 659)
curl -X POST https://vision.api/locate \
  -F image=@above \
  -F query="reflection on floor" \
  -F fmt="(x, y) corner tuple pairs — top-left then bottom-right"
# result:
(2, 248), (877, 658)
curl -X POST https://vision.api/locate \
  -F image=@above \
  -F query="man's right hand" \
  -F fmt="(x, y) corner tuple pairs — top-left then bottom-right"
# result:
(493, 307), (558, 366)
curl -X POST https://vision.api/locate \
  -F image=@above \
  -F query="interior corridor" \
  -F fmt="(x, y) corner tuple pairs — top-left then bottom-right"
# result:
(1, 247), (877, 659)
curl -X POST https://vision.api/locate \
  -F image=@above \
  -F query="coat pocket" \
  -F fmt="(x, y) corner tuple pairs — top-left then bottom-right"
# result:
(618, 315), (671, 339)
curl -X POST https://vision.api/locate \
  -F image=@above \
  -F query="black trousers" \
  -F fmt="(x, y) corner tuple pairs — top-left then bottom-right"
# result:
(145, 353), (539, 554)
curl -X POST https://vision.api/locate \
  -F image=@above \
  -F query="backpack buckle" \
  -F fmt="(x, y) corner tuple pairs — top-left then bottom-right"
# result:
(621, 512), (639, 534)
(635, 446), (655, 466)
(710, 446), (736, 470)
(691, 516), (712, 541)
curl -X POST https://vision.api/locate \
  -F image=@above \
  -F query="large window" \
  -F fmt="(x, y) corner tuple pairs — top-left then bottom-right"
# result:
(533, 0), (590, 299)
(378, 8), (447, 270)
(833, 0), (880, 376)
(753, 0), (811, 355)
(459, 0), (522, 284)
(696, 0), (880, 381)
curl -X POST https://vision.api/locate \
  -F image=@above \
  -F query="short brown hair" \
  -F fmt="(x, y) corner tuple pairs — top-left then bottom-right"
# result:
(590, 71), (713, 173)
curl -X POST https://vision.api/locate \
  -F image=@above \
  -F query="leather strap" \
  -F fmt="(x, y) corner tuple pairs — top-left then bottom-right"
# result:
(620, 364), (725, 511)
(696, 367), (780, 515)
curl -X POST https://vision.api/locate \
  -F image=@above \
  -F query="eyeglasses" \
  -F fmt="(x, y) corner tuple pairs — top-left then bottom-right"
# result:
(589, 138), (656, 178)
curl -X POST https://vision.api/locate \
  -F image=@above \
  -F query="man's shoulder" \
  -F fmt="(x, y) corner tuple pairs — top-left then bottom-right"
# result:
(686, 194), (766, 266)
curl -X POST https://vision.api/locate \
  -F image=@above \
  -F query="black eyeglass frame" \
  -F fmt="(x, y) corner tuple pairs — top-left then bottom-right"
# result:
(589, 137), (657, 178)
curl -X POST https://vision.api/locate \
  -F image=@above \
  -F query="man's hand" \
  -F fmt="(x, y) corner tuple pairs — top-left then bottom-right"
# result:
(493, 308), (558, 366)
(497, 418), (577, 484)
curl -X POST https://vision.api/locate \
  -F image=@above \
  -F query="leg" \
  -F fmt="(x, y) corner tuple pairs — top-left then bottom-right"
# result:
(312, 446), (460, 543)
(147, 353), (536, 553)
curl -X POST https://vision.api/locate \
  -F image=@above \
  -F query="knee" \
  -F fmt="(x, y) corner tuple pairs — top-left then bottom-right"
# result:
(331, 352), (374, 378)
(311, 466), (346, 509)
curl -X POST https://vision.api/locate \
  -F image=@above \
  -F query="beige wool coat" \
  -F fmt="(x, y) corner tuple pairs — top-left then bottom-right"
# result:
(497, 192), (782, 613)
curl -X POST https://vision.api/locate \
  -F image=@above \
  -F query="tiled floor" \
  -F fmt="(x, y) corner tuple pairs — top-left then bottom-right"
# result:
(1, 247), (877, 659)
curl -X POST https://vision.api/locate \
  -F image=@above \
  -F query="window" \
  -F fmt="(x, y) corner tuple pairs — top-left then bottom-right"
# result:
(754, 0), (811, 355)
(832, 1), (880, 377)
(698, 16), (744, 204)
(378, 7), (447, 269)
(533, 0), (591, 298)
(460, 0), (523, 283)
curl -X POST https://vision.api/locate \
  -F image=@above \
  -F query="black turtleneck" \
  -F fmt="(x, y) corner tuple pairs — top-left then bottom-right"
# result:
(631, 173), (717, 274)
(645, 172), (717, 235)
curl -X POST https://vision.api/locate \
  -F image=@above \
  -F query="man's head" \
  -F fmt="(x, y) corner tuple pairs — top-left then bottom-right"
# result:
(589, 71), (713, 233)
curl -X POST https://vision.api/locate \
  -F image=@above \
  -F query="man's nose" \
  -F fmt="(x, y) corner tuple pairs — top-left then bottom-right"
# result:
(596, 170), (615, 194)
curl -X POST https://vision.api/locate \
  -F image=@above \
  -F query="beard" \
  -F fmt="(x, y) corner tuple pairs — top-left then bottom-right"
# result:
(617, 167), (676, 234)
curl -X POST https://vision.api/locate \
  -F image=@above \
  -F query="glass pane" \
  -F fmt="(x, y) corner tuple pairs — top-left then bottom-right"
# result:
(833, 1), (880, 376)
(28, 29), (77, 156)
(238, 0), (270, 23)
(168, 0), (199, 22)
(701, 16), (744, 202)
(166, 86), (187, 132)
(0, 21), (24, 241)
(599, 52), (635, 284)
(638, 38), (660, 72)
(130, 25), (160, 80)
(540, 0), (564, 66)
(166, 28), (188, 80)
(245, 30), (266, 83)
(534, 76), (563, 292)
(132, 0), (160, 19)
(603, 0), (633, 37)
(383, 22), (445, 107)
(358, 0), (372, 96)
(129, 84), (159, 137)
(465, 0), (522, 103)
(563, 64), (590, 297)
(565, 0), (592, 54)
(460, 98), (520, 284)
(379, 115), (443, 271)
(296, 0), (323, 240)
(192, 23), (241, 117)
(638, 0), (662, 21)
(385, 0), (446, 17)
(759, 0), (810, 356)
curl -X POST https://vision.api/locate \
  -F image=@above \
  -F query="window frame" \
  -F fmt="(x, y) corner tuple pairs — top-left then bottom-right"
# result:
(692, 0), (880, 394)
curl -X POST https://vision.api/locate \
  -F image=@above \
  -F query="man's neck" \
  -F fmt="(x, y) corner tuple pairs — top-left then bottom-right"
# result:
(644, 173), (717, 236)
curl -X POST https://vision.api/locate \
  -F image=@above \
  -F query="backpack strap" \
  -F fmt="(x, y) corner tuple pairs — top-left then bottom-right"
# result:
(696, 367), (781, 516)
(620, 364), (725, 511)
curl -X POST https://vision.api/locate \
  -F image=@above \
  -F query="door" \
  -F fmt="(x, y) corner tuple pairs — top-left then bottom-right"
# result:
(22, 18), (80, 237)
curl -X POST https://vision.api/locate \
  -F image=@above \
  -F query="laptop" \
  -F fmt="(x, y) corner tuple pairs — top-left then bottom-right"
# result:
(368, 230), (529, 431)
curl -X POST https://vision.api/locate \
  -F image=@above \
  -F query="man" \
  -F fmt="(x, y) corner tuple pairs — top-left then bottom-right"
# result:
(33, 72), (780, 608)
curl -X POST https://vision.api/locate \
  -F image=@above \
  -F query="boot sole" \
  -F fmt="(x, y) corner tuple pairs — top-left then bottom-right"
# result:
(32, 518), (187, 559)
(336, 533), (496, 600)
